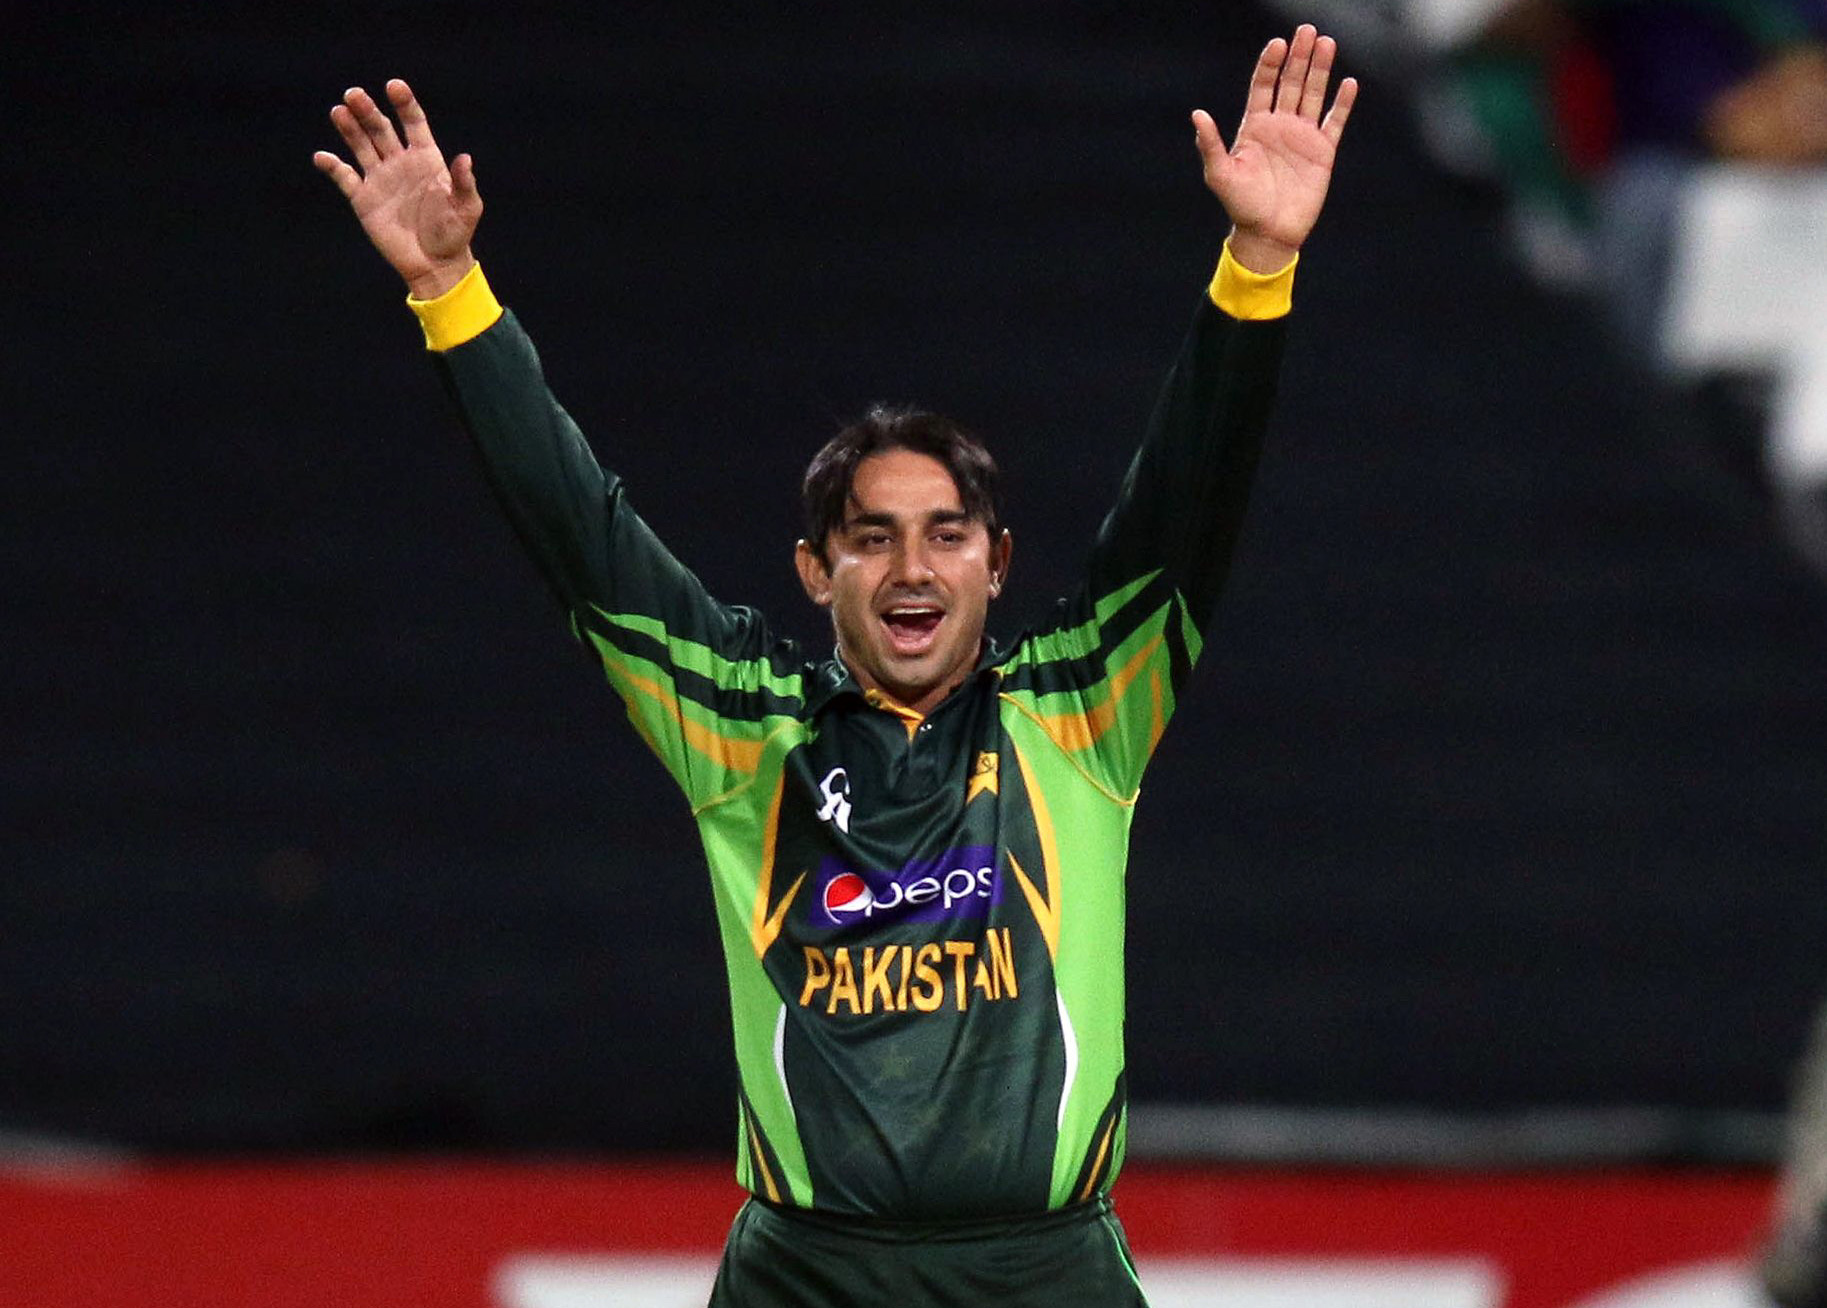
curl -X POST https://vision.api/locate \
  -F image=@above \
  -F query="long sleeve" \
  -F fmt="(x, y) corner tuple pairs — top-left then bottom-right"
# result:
(996, 244), (1292, 800)
(415, 269), (808, 809)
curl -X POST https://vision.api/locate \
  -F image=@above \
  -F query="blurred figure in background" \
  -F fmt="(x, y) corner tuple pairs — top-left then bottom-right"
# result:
(1274, 0), (1827, 573)
(1441, 1), (1827, 300)
(1764, 1001), (1827, 1308)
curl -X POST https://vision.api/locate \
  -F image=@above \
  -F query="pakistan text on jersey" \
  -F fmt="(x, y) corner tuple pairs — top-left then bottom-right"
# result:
(799, 929), (1020, 1015)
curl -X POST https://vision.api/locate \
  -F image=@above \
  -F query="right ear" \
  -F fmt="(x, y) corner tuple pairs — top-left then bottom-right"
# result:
(795, 539), (833, 607)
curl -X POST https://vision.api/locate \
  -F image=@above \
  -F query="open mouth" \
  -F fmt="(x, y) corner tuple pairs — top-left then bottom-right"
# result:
(880, 606), (944, 654)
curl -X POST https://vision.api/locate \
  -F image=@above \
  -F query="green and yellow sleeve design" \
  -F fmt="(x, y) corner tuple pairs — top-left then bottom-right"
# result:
(1001, 244), (1291, 798)
(421, 282), (809, 810)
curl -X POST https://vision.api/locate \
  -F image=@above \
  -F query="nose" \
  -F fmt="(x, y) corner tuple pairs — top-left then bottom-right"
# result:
(890, 537), (935, 587)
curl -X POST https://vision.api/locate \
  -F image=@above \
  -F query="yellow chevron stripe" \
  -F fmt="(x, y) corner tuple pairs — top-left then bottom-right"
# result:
(1007, 741), (1062, 962)
(1078, 1115), (1117, 1202)
(617, 662), (765, 773)
(746, 1113), (781, 1203)
(1148, 667), (1165, 757)
(592, 641), (767, 777)
(749, 775), (805, 958)
(1029, 630), (1164, 755)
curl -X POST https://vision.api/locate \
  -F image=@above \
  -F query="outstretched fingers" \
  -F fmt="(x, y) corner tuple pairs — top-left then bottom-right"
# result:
(386, 78), (439, 151)
(344, 86), (402, 161)
(1190, 108), (1231, 187)
(318, 80), (449, 198)
(1191, 109), (1223, 160)
(1299, 34), (1337, 121)
(330, 101), (379, 172)
(1275, 24), (1316, 113)
(1246, 36), (1288, 116)
(1321, 76), (1359, 145)
(313, 149), (362, 198)
(449, 152), (479, 204)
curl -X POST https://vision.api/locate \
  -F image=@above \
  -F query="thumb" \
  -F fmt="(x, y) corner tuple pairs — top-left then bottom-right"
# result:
(1191, 110), (1225, 158)
(451, 152), (479, 201)
(1191, 109), (1229, 181)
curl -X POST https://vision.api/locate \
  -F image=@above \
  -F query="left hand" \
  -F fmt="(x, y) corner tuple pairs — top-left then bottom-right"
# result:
(1193, 24), (1357, 273)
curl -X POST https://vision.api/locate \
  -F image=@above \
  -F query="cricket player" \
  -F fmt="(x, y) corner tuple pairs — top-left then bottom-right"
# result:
(316, 22), (1355, 1304)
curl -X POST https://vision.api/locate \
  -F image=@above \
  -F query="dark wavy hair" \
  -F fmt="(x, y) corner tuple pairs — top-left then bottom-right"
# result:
(801, 405), (1004, 564)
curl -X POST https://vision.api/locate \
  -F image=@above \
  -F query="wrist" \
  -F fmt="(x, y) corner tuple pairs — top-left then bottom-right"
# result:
(1226, 228), (1300, 276)
(406, 262), (502, 351)
(406, 252), (478, 301)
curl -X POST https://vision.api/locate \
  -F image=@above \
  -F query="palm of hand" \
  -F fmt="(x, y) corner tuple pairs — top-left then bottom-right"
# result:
(353, 150), (469, 278)
(315, 82), (481, 296)
(1193, 27), (1356, 264)
(1216, 112), (1338, 252)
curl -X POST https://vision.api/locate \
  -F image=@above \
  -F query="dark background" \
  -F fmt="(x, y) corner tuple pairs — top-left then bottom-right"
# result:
(6, 1), (1826, 1155)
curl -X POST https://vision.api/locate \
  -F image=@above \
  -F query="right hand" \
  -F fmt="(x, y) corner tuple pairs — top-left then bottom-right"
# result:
(313, 80), (482, 299)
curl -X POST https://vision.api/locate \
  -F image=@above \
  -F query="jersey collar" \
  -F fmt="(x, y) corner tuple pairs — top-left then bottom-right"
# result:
(804, 634), (1005, 720)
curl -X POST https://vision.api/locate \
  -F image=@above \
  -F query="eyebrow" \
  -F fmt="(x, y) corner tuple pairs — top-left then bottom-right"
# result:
(842, 508), (973, 531)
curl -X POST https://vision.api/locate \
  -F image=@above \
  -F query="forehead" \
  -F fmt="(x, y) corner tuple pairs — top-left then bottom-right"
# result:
(846, 448), (965, 517)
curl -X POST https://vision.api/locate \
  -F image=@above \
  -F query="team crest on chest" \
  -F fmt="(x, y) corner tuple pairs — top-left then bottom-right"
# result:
(967, 751), (999, 803)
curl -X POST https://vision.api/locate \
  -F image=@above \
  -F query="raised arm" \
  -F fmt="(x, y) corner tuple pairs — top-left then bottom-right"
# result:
(314, 84), (801, 810)
(1001, 25), (1355, 799)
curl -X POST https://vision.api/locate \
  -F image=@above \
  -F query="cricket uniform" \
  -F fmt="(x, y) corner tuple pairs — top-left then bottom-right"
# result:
(410, 246), (1293, 1303)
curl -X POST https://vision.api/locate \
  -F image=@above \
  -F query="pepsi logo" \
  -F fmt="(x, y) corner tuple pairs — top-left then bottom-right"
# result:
(811, 848), (1001, 929)
(822, 872), (875, 921)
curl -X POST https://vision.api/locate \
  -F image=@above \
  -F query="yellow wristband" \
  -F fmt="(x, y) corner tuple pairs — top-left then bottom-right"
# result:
(406, 262), (503, 352)
(1208, 240), (1297, 321)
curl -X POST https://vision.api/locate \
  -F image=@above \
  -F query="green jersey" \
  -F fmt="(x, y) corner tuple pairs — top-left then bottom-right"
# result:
(426, 263), (1286, 1221)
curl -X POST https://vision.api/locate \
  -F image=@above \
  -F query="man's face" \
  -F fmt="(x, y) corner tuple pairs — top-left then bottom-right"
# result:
(796, 448), (1012, 716)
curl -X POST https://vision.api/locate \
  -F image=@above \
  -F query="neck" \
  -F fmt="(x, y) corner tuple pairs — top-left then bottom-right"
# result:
(841, 645), (979, 717)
